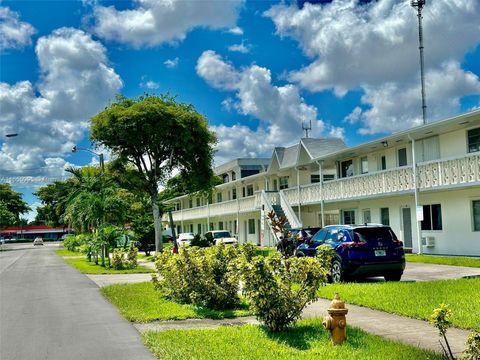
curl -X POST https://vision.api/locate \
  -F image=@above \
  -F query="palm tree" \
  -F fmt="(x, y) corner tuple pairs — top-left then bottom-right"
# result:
(64, 167), (130, 266)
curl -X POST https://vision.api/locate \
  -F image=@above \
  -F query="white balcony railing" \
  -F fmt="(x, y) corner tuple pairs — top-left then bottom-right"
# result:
(286, 153), (480, 205)
(166, 153), (479, 221)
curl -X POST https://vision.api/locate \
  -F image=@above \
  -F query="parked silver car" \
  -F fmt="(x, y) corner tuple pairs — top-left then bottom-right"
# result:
(33, 237), (44, 246)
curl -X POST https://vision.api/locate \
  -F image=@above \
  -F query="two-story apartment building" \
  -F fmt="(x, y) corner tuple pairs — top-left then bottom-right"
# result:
(164, 109), (480, 256)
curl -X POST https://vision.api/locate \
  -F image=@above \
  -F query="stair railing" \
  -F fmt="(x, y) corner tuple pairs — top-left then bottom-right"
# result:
(279, 190), (302, 229)
(261, 190), (282, 243)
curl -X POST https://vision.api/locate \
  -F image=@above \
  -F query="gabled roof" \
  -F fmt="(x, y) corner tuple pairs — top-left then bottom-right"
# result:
(300, 138), (347, 159)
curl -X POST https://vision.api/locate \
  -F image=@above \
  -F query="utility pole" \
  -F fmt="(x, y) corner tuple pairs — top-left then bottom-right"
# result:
(411, 0), (427, 125)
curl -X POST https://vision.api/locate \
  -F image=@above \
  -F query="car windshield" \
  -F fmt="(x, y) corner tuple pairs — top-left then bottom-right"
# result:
(213, 231), (231, 238)
(352, 227), (397, 242)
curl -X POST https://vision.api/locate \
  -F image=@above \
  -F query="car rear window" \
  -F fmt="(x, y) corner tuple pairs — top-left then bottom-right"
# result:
(213, 232), (231, 238)
(352, 227), (397, 242)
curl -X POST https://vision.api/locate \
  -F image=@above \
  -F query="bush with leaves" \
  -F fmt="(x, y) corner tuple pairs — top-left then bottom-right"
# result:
(462, 331), (480, 360)
(430, 303), (454, 359)
(126, 243), (138, 268)
(112, 248), (125, 270)
(63, 234), (84, 252)
(154, 244), (240, 309)
(236, 252), (329, 332)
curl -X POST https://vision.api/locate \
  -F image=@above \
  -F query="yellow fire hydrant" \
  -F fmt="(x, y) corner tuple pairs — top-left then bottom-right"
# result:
(322, 293), (349, 345)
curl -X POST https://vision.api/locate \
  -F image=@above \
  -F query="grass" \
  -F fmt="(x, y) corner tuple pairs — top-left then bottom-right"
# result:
(320, 278), (480, 331)
(101, 281), (251, 322)
(55, 249), (83, 257)
(256, 247), (277, 257)
(137, 253), (156, 262)
(406, 254), (480, 267)
(142, 318), (441, 360)
(64, 257), (154, 274)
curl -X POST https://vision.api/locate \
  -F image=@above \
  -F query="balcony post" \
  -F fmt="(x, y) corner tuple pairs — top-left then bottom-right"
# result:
(409, 135), (423, 254)
(207, 199), (210, 231)
(296, 166), (302, 223)
(317, 160), (325, 227)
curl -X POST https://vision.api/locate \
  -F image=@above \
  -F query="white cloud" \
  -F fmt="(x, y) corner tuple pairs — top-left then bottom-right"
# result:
(164, 57), (179, 68)
(228, 42), (250, 53)
(266, 0), (480, 93)
(140, 76), (160, 89)
(92, 0), (244, 48)
(197, 50), (325, 162)
(0, 6), (36, 52)
(344, 106), (362, 124)
(328, 126), (345, 140)
(0, 28), (122, 180)
(227, 26), (243, 35)
(352, 61), (480, 135)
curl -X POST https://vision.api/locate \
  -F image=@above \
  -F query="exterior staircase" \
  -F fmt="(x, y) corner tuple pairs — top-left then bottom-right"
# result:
(271, 204), (292, 232)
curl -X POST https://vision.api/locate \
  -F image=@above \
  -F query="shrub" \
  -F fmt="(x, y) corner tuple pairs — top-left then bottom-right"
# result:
(63, 234), (84, 252)
(430, 304), (454, 359)
(127, 243), (138, 268)
(112, 248), (125, 270)
(462, 331), (480, 360)
(236, 252), (328, 332)
(154, 244), (240, 309)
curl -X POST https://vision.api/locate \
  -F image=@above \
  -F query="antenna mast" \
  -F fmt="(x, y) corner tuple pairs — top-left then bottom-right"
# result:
(411, 0), (427, 125)
(302, 120), (312, 138)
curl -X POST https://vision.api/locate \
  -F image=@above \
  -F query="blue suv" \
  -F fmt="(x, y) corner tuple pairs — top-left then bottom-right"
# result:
(295, 225), (405, 282)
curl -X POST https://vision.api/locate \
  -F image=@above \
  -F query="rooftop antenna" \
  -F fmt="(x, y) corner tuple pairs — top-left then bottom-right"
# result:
(302, 119), (312, 138)
(411, 0), (427, 125)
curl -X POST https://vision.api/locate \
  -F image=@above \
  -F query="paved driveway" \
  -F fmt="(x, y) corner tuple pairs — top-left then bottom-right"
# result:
(0, 243), (154, 360)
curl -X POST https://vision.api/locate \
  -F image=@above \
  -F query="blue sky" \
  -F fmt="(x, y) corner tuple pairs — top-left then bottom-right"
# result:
(1, 0), (479, 220)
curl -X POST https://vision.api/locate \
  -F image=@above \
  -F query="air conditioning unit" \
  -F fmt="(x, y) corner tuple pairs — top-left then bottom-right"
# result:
(425, 236), (435, 248)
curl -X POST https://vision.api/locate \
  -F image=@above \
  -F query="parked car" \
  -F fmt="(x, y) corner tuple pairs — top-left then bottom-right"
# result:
(177, 233), (195, 246)
(295, 225), (405, 283)
(204, 231), (238, 245)
(33, 237), (44, 246)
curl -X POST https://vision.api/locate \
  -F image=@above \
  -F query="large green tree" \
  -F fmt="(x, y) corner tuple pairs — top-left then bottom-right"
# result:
(90, 94), (216, 252)
(0, 184), (30, 226)
(34, 179), (77, 226)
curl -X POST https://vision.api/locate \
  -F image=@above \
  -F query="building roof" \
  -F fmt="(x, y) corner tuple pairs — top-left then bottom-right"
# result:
(0, 225), (70, 234)
(300, 138), (347, 159)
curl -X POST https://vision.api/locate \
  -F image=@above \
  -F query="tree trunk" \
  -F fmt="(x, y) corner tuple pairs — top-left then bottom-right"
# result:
(151, 190), (163, 253)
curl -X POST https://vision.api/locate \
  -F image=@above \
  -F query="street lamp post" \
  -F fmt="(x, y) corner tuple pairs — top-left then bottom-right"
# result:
(71, 146), (105, 172)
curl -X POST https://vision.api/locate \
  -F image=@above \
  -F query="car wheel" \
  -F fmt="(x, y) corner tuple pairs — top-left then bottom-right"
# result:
(384, 273), (402, 282)
(295, 251), (305, 257)
(330, 260), (343, 283)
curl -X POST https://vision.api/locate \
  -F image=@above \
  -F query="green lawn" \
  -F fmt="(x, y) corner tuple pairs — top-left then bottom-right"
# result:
(64, 258), (154, 274)
(406, 254), (480, 267)
(142, 318), (440, 360)
(101, 281), (250, 322)
(137, 253), (156, 262)
(55, 249), (83, 257)
(320, 278), (480, 330)
(256, 247), (277, 257)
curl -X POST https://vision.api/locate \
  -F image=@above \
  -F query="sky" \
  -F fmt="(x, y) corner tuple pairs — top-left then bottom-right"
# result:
(1, 0), (479, 221)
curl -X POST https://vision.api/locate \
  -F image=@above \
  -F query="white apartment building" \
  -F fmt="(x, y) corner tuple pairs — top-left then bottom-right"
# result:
(164, 109), (480, 256)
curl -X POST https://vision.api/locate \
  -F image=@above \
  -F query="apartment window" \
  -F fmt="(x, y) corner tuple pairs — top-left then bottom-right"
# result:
(342, 210), (355, 225)
(341, 160), (354, 178)
(472, 200), (480, 231)
(190, 224), (194, 233)
(311, 174), (320, 183)
(232, 188), (237, 200)
(273, 179), (278, 191)
(219, 221), (224, 230)
(222, 174), (229, 183)
(216, 192), (222, 203)
(196, 198), (201, 207)
(233, 220), (238, 234)
(248, 219), (255, 234)
(398, 148), (407, 167)
(468, 128), (480, 153)
(246, 185), (254, 196)
(197, 224), (202, 235)
(361, 157), (368, 174)
(279, 176), (289, 190)
(323, 174), (335, 182)
(421, 204), (443, 230)
(381, 156), (387, 170)
(363, 209), (371, 224)
(188, 199), (193, 208)
(380, 208), (390, 226)
(232, 171), (236, 181)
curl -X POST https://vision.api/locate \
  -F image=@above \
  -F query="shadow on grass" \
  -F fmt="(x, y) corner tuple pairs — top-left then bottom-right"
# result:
(261, 322), (327, 351)
(192, 301), (250, 319)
